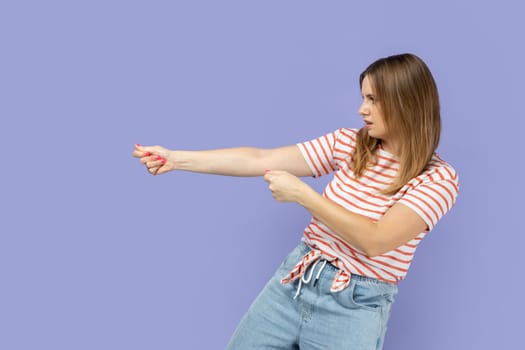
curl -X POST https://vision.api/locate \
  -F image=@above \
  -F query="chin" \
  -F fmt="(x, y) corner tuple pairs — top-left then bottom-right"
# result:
(367, 130), (385, 139)
(366, 129), (378, 138)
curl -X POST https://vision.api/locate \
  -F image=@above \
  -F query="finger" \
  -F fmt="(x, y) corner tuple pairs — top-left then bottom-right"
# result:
(133, 144), (158, 158)
(147, 166), (160, 175)
(140, 155), (151, 164)
(145, 155), (166, 167)
(156, 165), (170, 175)
(135, 144), (153, 152)
(133, 149), (146, 158)
(134, 146), (153, 158)
(140, 154), (162, 164)
(133, 144), (144, 158)
(146, 158), (166, 168)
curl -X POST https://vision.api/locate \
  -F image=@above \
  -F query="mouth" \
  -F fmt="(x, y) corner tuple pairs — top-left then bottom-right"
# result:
(364, 120), (373, 127)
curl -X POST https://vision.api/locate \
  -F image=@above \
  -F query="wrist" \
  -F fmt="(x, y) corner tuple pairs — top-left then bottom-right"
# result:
(296, 183), (319, 207)
(168, 150), (184, 170)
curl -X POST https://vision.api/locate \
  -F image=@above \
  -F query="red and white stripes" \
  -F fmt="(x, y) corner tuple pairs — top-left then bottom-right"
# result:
(290, 128), (459, 286)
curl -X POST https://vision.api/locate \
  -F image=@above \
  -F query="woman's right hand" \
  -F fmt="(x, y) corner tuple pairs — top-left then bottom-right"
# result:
(132, 144), (175, 175)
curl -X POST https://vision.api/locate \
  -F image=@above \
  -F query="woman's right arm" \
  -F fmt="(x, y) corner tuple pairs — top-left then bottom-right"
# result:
(132, 144), (314, 177)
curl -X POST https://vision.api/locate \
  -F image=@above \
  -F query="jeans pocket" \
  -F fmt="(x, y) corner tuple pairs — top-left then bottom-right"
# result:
(351, 282), (385, 312)
(334, 280), (390, 313)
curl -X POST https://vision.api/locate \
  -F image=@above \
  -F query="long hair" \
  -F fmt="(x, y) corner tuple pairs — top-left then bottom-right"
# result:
(352, 53), (441, 195)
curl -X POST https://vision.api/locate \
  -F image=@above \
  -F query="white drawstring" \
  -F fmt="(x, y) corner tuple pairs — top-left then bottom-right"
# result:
(293, 259), (328, 299)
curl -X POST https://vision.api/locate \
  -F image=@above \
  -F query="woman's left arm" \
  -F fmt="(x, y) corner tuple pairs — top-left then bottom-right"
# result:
(264, 170), (427, 257)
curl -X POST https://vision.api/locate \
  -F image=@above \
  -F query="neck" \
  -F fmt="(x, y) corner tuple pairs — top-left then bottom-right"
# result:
(380, 139), (399, 156)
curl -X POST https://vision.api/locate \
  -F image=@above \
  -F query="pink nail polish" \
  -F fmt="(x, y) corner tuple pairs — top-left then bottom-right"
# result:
(155, 155), (161, 160)
(144, 152), (151, 156)
(135, 143), (141, 147)
(160, 159), (166, 165)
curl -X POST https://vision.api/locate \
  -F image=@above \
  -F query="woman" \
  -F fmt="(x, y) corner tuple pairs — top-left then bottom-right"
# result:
(132, 53), (459, 349)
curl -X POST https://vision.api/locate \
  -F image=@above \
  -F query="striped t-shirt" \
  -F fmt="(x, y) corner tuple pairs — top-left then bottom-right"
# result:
(281, 128), (459, 291)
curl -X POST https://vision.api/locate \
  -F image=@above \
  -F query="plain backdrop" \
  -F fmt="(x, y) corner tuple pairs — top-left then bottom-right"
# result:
(1, 1), (523, 349)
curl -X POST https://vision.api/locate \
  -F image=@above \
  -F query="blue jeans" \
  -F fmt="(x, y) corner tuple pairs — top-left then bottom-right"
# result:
(227, 242), (398, 350)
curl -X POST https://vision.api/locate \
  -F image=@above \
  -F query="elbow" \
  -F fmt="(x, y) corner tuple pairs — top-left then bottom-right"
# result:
(345, 227), (387, 258)
(365, 248), (385, 258)
(360, 240), (388, 258)
(343, 238), (385, 258)
(362, 224), (389, 257)
(253, 147), (267, 160)
(337, 222), (390, 257)
(360, 245), (379, 258)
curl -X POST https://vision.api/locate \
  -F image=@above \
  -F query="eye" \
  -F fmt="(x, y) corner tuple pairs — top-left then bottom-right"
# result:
(361, 94), (377, 105)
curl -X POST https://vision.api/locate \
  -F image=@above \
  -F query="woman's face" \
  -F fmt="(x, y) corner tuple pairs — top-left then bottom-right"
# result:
(358, 75), (392, 148)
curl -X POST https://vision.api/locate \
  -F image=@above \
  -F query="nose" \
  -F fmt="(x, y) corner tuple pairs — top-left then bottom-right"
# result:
(358, 100), (369, 116)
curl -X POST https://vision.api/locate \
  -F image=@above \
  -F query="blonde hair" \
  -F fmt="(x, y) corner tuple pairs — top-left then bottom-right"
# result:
(352, 53), (441, 195)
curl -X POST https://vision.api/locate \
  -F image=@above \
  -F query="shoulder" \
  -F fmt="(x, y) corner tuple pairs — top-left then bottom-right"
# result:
(397, 153), (460, 230)
(339, 127), (359, 139)
(424, 153), (459, 184)
(407, 153), (460, 197)
(333, 128), (360, 145)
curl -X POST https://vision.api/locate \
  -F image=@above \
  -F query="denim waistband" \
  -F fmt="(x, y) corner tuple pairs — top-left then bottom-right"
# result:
(296, 241), (395, 288)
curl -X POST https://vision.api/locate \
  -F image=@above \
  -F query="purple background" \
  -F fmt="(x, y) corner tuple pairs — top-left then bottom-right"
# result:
(1, 1), (523, 349)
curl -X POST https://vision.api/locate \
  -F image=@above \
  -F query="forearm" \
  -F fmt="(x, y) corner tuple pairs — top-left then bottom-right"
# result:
(297, 188), (384, 256)
(263, 170), (424, 256)
(170, 147), (269, 176)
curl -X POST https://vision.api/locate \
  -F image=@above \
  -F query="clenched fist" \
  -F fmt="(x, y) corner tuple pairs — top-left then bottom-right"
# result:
(263, 170), (313, 203)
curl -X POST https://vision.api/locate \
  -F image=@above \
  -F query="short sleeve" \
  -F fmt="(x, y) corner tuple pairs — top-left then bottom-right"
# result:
(296, 128), (358, 177)
(398, 165), (460, 231)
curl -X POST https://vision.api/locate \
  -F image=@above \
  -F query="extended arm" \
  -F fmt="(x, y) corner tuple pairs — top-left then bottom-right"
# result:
(132, 144), (313, 177)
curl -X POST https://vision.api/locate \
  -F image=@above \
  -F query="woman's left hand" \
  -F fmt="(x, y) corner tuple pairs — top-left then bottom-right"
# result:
(263, 170), (312, 203)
